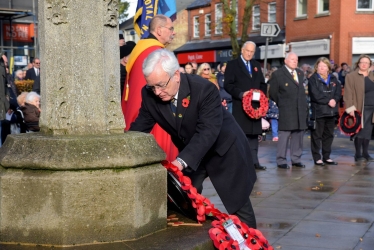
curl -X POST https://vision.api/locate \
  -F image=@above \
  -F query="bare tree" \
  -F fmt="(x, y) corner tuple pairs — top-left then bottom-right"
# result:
(118, 1), (130, 23)
(220, 0), (259, 59)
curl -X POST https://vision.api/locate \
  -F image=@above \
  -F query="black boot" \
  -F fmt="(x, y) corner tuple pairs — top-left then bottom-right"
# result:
(362, 139), (374, 161)
(354, 138), (365, 161)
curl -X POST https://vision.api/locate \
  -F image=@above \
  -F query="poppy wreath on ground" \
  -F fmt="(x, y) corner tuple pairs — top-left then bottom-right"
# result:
(162, 160), (273, 250)
(242, 89), (269, 119)
(339, 111), (362, 136)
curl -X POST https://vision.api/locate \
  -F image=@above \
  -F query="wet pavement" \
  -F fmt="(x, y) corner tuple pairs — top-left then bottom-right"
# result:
(202, 129), (374, 250)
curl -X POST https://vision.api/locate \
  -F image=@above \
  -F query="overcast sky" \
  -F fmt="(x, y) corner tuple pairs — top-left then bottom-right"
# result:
(125, 0), (137, 18)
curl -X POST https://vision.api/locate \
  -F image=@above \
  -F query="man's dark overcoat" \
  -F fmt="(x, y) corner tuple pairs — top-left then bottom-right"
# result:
(268, 66), (308, 131)
(25, 68), (40, 94)
(130, 74), (256, 214)
(224, 57), (267, 135)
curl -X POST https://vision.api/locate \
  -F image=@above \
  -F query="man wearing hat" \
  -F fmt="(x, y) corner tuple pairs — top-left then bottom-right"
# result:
(119, 33), (125, 46)
(120, 41), (136, 97)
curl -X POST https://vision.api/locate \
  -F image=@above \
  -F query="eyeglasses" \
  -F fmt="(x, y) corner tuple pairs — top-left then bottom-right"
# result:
(359, 61), (370, 65)
(203, 68), (210, 71)
(161, 26), (174, 32)
(146, 76), (172, 92)
(34, 62), (40, 64)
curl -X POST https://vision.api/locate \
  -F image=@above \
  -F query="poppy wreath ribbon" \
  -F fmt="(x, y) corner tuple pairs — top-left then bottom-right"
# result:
(162, 160), (273, 250)
(242, 89), (269, 119)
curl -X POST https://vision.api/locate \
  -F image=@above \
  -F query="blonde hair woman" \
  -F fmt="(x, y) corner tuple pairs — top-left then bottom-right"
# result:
(308, 57), (341, 165)
(197, 63), (219, 89)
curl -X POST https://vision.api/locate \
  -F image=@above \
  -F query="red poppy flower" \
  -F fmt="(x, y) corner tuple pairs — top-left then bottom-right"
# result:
(182, 98), (190, 107)
(242, 89), (269, 119)
(161, 160), (273, 250)
(254, 67), (258, 72)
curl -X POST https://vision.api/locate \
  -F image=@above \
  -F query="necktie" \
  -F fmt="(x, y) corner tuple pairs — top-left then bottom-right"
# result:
(170, 98), (177, 116)
(36, 68), (39, 76)
(246, 61), (252, 77)
(291, 70), (298, 83)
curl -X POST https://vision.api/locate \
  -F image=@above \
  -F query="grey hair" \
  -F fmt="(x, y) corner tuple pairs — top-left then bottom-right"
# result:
(25, 91), (40, 104)
(285, 52), (298, 59)
(142, 49), (180, 77)
(242, 41), (256, 49)
(15, 69), (23, 77)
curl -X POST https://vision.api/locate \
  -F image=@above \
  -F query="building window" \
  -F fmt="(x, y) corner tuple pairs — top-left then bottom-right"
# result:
(357, 0), (373, 10)
(318, 0), (329, 13)
(253, 5), (260, 30)
(268, 2), (276, 22)
(297, 0), (308, 16)
(205, 14), (211, 36)
(215, 3), (223, 34)
(193, 16), (199, 38)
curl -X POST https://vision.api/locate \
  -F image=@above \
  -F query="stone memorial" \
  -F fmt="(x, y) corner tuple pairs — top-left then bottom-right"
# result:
(0, 0), (166, 247)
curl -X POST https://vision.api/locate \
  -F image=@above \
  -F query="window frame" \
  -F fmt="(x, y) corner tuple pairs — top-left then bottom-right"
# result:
(205, 14), (211, 36)
(317, 0), (329, 13)
(215, 3), (223, 35)
(356, 0), (374, 10)
(252, 5), (260, 30)
(268, 2), (276, 22)
(193, 16), (199, 38)
(296, 0), (308, 17)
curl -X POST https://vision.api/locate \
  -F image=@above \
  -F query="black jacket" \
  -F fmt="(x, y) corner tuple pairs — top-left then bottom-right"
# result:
(308, 73), (342, 119)
(130, 73), (256, 214)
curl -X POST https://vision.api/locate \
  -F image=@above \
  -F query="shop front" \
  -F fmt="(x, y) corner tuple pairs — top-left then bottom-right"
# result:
(352, 37), (374, 64)
(288, 39), (331, 66)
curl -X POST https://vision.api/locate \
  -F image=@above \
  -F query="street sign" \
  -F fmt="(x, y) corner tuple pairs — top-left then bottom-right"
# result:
(260, 23), (280, 37)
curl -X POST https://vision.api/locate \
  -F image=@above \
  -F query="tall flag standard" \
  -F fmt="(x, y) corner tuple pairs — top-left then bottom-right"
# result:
(134, 0), (176, 39)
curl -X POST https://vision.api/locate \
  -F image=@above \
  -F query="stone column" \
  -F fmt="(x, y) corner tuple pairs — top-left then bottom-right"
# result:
(0, 0), (167, 247)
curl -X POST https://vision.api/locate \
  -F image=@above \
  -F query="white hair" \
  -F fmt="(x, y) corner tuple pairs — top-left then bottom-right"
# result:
(285, 52), (298, 59)
(242, 41), (257, 49)
(25, 91), (40, 104)
(142, 49), (180, 77)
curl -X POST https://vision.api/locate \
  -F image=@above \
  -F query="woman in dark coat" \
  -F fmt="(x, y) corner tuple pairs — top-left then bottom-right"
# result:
(308, 57), (342, 165)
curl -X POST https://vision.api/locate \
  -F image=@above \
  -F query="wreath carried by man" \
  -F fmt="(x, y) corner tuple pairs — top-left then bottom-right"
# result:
(242, 89), (269, 119)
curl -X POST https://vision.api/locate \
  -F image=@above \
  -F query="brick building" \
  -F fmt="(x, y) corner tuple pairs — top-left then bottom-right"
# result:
(174, 0), (374, 68)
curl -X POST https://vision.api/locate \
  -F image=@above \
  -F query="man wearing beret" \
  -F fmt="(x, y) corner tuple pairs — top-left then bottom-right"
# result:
(120, 41), (136, 97)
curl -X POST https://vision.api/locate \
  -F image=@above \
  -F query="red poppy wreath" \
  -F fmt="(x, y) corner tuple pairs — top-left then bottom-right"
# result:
(162, 160), (273, 250)
(242, 89), (269, 119)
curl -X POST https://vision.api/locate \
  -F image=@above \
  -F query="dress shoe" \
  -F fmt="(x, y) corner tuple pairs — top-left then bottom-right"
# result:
(314, 160), (325, 166)
(323, 160), (338, 165)
(363, 155), (374, 162)
(355, 156), (365, 161)
(254, 164), (266, 170)
(292, 162), (305, 168)
(277, 164), (290, 169)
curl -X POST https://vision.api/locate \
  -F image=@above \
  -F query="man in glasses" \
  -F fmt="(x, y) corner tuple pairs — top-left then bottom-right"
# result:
(122, 14), (178, 161)
(224, 41), (268, 170)
(25, 58), (41, 94)
(130, 49), (258, 228)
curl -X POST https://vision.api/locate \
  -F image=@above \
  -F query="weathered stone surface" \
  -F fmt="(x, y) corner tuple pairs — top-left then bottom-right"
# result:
(0, 164), (167, 246)
(39, 0), (124, 135)
(0, 132), (165, 170)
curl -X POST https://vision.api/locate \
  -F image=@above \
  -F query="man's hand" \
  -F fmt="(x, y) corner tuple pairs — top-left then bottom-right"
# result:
(328, 99), (336, 108)
(221, 99), (228, 109)
(243, 91), (250, 97)
(171, 159), (184, 171)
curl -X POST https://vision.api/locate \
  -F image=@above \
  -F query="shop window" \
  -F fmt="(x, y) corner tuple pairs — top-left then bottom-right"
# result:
(215, 3), (223, 35)
(357, 0), (373, 10)
(297, 0), (308, 16)
(253, 5), (260, 30)
(268, 2), (276, 22)
(193, 16), (199, 38)
(318, 0), (329, 13)
(205, 14), (211, 36)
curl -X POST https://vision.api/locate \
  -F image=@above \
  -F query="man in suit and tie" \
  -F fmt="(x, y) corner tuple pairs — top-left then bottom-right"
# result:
(268, 52), (308, 169)
(224, 41), (267, 170)
(25, 58), (41, 94)
(130, 49), (258, 228)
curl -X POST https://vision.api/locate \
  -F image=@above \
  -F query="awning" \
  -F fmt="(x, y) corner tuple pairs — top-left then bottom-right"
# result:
(174, 31), (285, 53)
(0, 8), (33, 21)
(289, 39), (330, 57)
